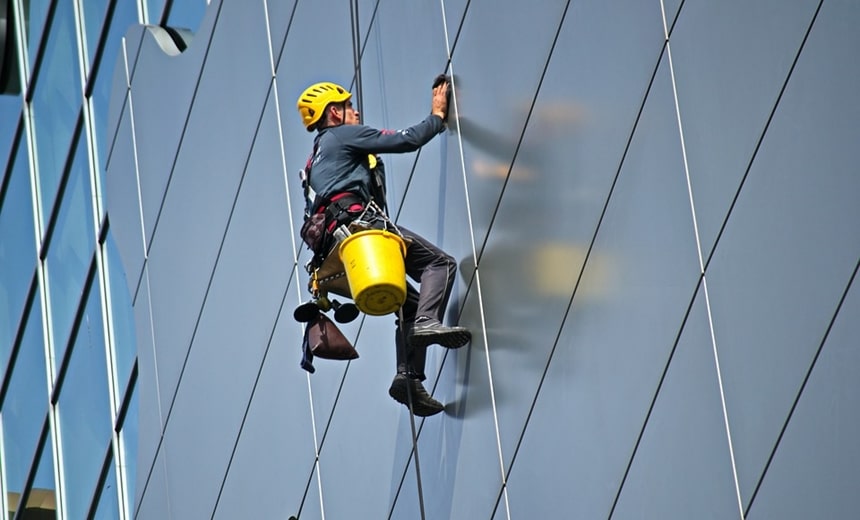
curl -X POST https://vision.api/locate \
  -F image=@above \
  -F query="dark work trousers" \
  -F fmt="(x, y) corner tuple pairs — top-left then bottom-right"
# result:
(393, 224), (457, 381)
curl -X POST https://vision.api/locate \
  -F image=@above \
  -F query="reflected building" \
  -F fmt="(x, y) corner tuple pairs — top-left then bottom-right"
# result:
(0, 1), (205, 519)
(4, 1), (858, 519)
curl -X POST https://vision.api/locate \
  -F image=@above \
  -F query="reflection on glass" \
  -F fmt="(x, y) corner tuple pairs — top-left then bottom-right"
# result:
(146, 0), (166, 24)
(45, 135), (95, 365)
(81, 0), (110, 72)
(119, 384), (138, 518)
(0, 99), (19, 163)
(0, 135), (35, 373)
(30, 0), (81, 226)
(22, 0), (52, 76)
(8, 426), (59, 519)
(92, 456), (121, 520)
(90, 0), (140, 211)
(105, 234), (136, 398)
(166, 0), (208, 33)
(57, 278), (112, 520)
(0, 294), (49, 501)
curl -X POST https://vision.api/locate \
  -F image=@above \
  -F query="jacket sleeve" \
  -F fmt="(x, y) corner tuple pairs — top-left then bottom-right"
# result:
(341, 115), (445, 153)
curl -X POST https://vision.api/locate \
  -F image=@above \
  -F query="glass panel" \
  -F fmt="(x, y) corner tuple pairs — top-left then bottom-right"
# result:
(91, 455), (121, 520)
(502, 53), (702, 518)
(746, 280), (860, 518)
(140, 0), (272, 422)
(57, 277), (112, 520)
(30, 0), (81, 226)
(0, 133), (35, 371)
(81, 0), (110, 72)
(166, 0), (207, 33)
(45, 134), (94, 365)
(609, 288), (739, 518)
(105, 234), (136, 399)
(145, 0), (166, 24)
(21, 0), (52, 76)
(0, 293), (48, 503)
(706, 0), (860, 503)
(89, 0), (139, 208)
(119, 384), (138, 518)
(14, 427), (58, 519)
(0, 104), (18, 164)
(671, 0), (820, 261)
(210, 282), (317, 517)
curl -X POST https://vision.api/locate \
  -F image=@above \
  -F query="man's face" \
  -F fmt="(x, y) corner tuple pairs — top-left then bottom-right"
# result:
(342, 100), (360, 125)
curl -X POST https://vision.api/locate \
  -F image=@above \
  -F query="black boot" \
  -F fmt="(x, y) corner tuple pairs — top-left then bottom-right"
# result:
(388, 373), (444, 417)
(408, 318), (471, 349)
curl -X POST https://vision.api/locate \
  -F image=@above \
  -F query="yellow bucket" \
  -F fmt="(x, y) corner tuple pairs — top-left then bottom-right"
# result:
(338, 230), (407, 315)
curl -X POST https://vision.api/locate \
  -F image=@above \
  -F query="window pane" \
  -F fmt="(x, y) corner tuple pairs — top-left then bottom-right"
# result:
(80, 0), (110, 72)
(145, 0), (166, 24)
(30, 0), (81, 225)
(166, 0), (207, 33)
(92, 457), (120, 520)
(0, 133), (35, 373)
(0, 102), (18, 163)
(8, 426), (58, 519)
(0, 294), (48, 498)
(20, 0), (52, 76)
(119, 384), (138, 518)
(57, 277), (112, 520)
(89, 0), (139, 214)
(45, 133), (94, 365)
(105, 234), (136, 398)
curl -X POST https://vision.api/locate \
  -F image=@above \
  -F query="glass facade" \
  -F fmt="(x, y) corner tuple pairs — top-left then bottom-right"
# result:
(0, 1), (208, 518)
(5, 0), (858, 519)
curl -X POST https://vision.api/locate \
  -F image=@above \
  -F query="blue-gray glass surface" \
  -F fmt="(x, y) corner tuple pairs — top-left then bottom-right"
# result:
(744, 276), (860, 519)
(149, 69), (306, 518)
(705, 0), (860, 506)
(608, 289), (739, 519)
(89, 0), (140, 209)
(45, 135), (95, 365)
(104, 98), (146, 291)
(670, 0), (821, 261)
(30, 0), (81, 227)
(81, 0), (110, 72)
(92, 456), (121, 520)
(130, 275), (163, 508)
(165, 0), (208, 33)
(58, 279), (112, 520)
(121, 377), (139, 514)
(443, 0), (569, 251)
(145, 0), (166, 24)
(26, 428), (58, 520)
(106, 233), (137, 398)
(209, 285), (319, 517)
(116, 25), (208, 250)
(21, 0), (52, 77)
(0, 134), (35, 369)
(498, 52), (702, 518)
(0, 295), (48, 496)
(138, 0), (273, 423)
(0, 99), (18, 163)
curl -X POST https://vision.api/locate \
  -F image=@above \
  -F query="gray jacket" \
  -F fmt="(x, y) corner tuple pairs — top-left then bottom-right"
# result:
(306, 114), (445, 212)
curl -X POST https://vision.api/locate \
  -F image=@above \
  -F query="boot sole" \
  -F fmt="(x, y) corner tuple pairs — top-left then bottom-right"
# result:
(408, 329), (471, 349)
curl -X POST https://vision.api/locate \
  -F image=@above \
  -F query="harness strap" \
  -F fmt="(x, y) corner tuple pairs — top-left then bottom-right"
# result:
(319, 192), (366, 231)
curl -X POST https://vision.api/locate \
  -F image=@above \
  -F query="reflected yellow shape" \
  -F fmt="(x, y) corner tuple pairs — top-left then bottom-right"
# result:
(530, 242), (614, 300)
(472, 158), (535, 181)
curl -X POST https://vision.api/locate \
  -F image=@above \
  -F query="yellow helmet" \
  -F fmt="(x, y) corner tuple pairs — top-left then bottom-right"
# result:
(297, 82), (352, 131)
